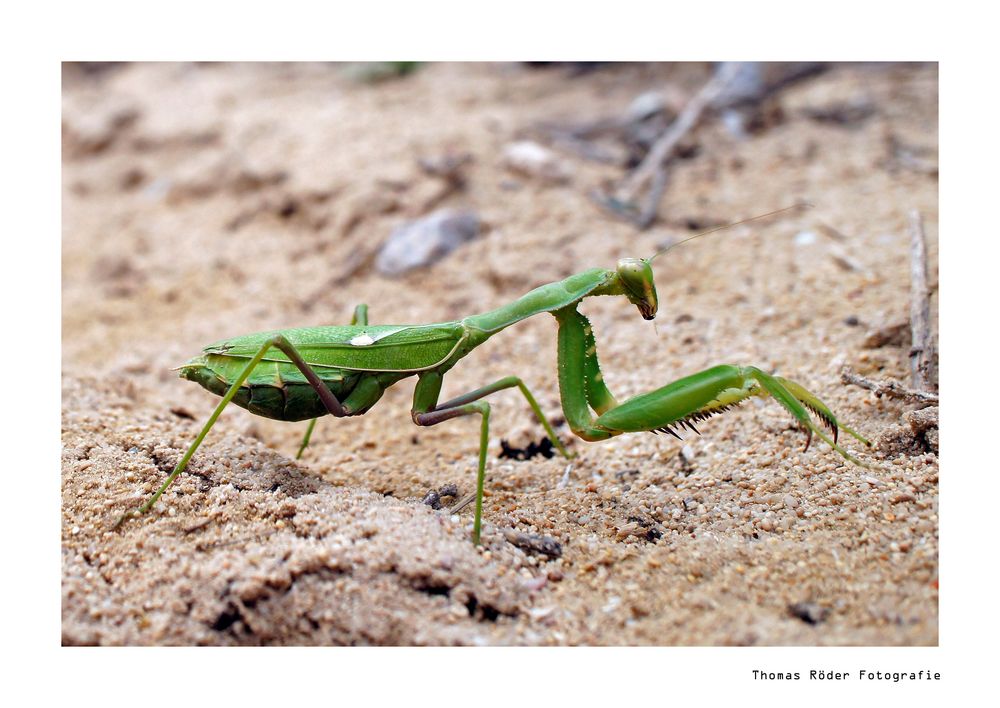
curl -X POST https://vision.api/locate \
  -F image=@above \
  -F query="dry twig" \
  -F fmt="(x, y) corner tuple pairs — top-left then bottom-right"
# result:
(908, 210), (937, 391)
(618, 64), (739, 203)
(840, 366), (938, 405)
(596, 64), (740, 229)
(448, 492), (476, 515)
(533, 118), (628, 165)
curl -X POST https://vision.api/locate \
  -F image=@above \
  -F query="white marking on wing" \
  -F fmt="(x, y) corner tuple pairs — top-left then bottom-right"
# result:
(350, 333), (376, 346)
(348, 326), (412, 346)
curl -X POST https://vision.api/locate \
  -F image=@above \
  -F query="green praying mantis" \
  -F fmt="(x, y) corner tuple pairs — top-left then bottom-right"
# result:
(116, 205), (870, 543)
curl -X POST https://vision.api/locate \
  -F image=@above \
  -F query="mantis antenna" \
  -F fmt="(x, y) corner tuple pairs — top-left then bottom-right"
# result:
(647, 202), (813, 262)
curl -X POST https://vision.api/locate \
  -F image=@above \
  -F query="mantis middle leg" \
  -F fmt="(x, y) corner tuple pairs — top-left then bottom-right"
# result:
(409, 370), (571, 544)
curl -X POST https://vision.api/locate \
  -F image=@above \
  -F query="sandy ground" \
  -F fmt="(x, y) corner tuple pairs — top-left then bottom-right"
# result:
(62, 62), (938, 645)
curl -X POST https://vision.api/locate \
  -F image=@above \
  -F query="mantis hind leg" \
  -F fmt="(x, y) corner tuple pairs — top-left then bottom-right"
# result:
(115, 334), (348, 528)
(296, 303), (370, 459)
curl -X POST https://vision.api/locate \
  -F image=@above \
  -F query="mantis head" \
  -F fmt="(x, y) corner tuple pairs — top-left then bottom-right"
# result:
(617, 258), (658, 320)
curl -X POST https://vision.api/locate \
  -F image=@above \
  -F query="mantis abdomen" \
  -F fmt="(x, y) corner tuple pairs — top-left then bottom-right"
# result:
(179, 356), (362, 421)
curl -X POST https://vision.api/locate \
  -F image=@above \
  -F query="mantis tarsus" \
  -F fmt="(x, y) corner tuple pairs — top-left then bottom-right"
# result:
(116, 205), (870, 543)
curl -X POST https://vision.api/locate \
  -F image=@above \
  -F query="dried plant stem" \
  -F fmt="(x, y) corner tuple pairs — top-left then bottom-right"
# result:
(840, 366), (938, 405)
(908, 210), (937, 392)
(618, 64), (739, 203)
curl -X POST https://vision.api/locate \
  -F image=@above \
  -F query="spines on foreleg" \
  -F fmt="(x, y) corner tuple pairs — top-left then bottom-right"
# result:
(589, 363), (869, 467)
(576, 311), (618, 415)
(653, 398), (746, 440)
(552, 306), (616, 441)
(773, 375), (871, 447)
(744, 367), (870, 466)
(594, 364), (753, 436)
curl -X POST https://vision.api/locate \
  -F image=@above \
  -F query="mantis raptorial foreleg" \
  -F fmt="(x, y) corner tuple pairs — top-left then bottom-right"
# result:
(115, 334), (350, 528)
(552, 307), (617, 442)
(554, 304), (870, 463)
(296, 303), (370, 459)
(409, 371), (572, 544)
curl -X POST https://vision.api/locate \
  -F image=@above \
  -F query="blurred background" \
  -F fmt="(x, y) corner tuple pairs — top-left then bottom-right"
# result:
(62, 62), (938, 646)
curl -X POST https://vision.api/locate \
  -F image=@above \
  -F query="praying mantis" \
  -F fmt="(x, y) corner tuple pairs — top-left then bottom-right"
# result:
(116, 205), (870, 543)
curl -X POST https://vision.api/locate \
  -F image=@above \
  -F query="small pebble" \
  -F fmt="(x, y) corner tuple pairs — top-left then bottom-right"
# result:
(795, 230), (817, 246)
(625, 90), (668, 121)
(529, 606), (556, 620)
(502, 141), (572, 183)
(375, 209), (480, 276)
(788, 602), (830, 625)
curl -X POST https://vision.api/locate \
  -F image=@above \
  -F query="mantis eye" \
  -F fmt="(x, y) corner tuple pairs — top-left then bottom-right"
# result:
(617, 258), (658, 320)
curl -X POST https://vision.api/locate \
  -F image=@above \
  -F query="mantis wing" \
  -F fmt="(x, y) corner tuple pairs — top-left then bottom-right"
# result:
(198, 322), (468, 374)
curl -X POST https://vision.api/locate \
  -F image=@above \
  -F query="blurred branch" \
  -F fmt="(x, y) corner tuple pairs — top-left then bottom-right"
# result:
(908, 210), (937, 392)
